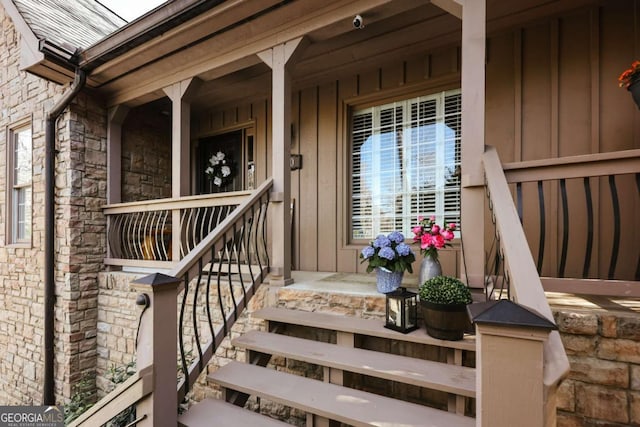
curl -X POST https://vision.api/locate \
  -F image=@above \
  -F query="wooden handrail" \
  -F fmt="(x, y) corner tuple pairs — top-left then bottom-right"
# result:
(483, 146), (570, 387)
(68, 365), (153, 427)
(169, 178), (273, 281)
(103, 190), (252, 215)
(503, 148), (640, 183)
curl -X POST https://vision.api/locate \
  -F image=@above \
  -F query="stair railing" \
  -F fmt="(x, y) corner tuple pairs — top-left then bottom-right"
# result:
(502, 148), (640, 294)
(69, 178), (272, 427)
(482, 146), (570, 387)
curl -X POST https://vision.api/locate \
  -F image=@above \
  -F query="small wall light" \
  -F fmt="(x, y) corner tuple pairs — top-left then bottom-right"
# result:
(385, 287), (418, 334)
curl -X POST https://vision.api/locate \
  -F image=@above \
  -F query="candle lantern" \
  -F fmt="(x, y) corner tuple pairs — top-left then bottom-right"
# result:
(385, 287), (418, 333)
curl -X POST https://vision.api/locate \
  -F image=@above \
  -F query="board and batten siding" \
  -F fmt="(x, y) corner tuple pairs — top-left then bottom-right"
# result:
(194, 2), (639, 280)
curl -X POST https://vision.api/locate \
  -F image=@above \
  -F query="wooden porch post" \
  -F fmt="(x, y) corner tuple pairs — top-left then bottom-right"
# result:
(459, 0), (487, 288)
(106, 105), (129, 258)
(258, 37), (306, 286)
(469, 300), (558, 427)
(130, 273), (181, 427)
(163, 78), (201, 261)
(107, 105), (129, 204)
(433, 0), (486, 287)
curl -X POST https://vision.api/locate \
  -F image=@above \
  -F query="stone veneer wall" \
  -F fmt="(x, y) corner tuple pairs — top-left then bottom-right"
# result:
(0, 7), (108, 404)
(53, 93), (108, 401)
(555, 308), (640, 426)
(121, 107), (171, 203)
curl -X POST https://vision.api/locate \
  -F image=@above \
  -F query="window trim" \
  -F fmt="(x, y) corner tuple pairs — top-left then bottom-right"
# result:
(6, 120), (33, 247)
(346, 88), (462, 245)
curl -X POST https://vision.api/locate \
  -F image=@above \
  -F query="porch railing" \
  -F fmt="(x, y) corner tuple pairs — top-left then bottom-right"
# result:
(482, 146), (570, 388)
(502, 149), (640, 296)
(72, 178), (273, 426)
(103, 190), (252, 268)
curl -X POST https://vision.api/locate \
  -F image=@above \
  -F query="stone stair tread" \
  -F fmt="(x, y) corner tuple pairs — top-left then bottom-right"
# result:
(178, 397), (290, 427)
(253, 307), (475, 351)
(209, 361), (474, 427)
(233, 330), (475, 397)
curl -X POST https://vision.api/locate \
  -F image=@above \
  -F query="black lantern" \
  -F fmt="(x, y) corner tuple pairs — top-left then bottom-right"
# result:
(385, 287), (418, 333)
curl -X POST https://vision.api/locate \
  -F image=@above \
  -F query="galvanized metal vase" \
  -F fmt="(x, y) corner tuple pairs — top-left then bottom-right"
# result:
(376, 267), (403, 294)
(418, 255), (442, 287)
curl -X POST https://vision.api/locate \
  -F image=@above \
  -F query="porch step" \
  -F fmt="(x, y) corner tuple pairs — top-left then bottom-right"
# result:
(209, 361), (475, 427)
(233, 330), (476, 397)
(178, 397), (290, 427)
(253, 307), (476, 351)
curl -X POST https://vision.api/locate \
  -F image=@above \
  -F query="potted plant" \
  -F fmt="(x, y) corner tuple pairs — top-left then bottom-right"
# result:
(618, 60), (640, 110)
(412, 216), (456, 284)
(360, 231), (416, 294)
(418, 275), (472, 340)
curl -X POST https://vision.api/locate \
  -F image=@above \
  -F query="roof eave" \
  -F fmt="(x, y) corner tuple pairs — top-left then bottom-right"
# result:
(79, 0), (228, 71)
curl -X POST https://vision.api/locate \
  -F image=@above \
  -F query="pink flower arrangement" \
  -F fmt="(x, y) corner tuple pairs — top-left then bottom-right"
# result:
(412, 216), (456, 260)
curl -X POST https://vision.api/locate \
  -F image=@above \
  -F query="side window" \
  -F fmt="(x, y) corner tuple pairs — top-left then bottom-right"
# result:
(7, 125), (32, 244)
(350, 90), (461, 241)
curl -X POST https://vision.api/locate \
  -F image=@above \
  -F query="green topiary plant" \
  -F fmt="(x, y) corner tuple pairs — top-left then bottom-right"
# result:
(419, 275), (472, 305)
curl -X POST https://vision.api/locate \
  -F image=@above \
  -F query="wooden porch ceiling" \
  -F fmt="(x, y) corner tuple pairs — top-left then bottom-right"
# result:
(89, 0), (602, 110)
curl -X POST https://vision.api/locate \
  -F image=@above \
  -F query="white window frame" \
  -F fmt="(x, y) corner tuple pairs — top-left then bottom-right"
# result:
(349, 90), (461, 242)
(7, 123), (33, 245)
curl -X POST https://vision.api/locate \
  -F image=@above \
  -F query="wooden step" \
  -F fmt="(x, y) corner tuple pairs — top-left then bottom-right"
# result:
(253, 307), (475, 351)
(178, 398), (290, 427)
(209, 361), (475, 427)
(233, 330), (476, 397)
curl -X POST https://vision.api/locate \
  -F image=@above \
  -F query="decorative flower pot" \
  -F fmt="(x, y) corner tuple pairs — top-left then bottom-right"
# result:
(420, 300), (469, 341)
(418, 255), (442, 287)
(376, 267), (403, 294)
(628, 78), (640, 110)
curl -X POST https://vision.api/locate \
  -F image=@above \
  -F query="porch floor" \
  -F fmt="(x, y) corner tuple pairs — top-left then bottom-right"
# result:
(283, 271), (640, 315)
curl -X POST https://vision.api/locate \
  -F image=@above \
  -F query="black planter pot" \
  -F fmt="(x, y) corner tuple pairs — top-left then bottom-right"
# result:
(628, 79), (640, 110)
(420, 300), (470, 341)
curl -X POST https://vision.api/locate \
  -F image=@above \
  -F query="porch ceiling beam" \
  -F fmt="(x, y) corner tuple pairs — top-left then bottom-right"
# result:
(103, 0), (394, 107)
(258, 37), (307, 286)
(430, 0), (462, 19)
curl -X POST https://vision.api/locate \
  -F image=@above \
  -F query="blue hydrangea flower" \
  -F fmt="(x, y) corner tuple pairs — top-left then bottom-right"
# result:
(388, 231), (404, 244)
(396, 243), (412, 257)
(373, 235), (391, 248)
(361, 246), (375, 259)
(378, 246), (396, 260)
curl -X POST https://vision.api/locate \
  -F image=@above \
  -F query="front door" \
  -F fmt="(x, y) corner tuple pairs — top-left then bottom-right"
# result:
(197, 130), (243, 194)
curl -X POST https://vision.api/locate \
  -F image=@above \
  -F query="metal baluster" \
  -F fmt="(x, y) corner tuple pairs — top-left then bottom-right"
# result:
(558, 179), (568, 278)
(608, 175), (620, 279)
(178, 274), (190, 394)
(192, 259), (204, 371)
(537, 181), (545, 274)
(582, 177), (593, 278)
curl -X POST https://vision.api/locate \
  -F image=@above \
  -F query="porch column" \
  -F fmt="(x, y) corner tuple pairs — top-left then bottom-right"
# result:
(163, 78), (201, 261)
(107, 105), (129, 204)
(433, 0), (486, 287)
(258, 37), (306, 286)
(106, 105), (129, 259)
(468, 300), (558, 427)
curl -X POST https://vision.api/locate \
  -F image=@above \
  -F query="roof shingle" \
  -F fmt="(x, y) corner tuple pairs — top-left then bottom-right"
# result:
(12, 0), (126, 50)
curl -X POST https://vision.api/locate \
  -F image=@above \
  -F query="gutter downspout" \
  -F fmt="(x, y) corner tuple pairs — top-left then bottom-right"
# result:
(43, 68), (86, 405)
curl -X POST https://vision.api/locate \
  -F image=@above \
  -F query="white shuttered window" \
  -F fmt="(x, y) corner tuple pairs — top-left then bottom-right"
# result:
(351, 90), (461, 241)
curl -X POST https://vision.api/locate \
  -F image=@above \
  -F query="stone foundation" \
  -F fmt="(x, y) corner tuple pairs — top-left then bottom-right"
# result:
(553, 303), (640, 426)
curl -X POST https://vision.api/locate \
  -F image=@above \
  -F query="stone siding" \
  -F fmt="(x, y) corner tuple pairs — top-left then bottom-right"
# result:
(556, 309), (640, 426)
(0, 7), (107, 404)
(121, 106), (171, 203)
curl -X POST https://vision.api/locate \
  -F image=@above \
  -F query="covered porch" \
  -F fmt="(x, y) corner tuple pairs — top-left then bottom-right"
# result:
(76, 0), (639, 425)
